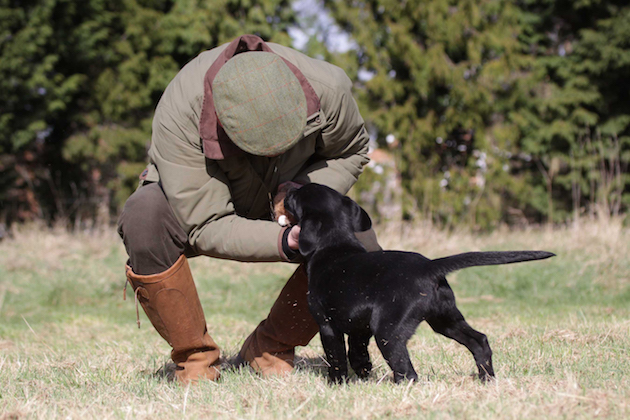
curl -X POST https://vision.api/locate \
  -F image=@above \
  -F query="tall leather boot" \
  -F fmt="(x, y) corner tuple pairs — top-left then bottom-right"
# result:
(125, 254), (221, 384)
(237, 264), (320, 376)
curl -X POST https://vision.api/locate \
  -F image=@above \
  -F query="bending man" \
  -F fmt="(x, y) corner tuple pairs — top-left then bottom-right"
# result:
(118, 34), (378, 384)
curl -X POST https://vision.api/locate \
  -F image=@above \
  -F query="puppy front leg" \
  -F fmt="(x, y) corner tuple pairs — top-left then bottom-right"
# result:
(348, 334), (372, 379)
(319, 323), (348, 384)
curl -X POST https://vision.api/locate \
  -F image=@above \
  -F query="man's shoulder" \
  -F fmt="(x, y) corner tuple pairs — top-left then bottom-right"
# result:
(159, 44), (229, 108)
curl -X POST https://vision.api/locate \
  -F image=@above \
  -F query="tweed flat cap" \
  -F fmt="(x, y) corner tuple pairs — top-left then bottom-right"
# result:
(212, 51), (308, 156)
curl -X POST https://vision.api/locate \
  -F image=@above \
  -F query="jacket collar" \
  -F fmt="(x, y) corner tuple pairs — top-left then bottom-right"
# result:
(199, 34), (321, 160)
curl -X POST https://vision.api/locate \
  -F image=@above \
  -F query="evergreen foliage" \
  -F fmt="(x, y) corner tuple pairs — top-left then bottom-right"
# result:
(323, 0), (629, 228)
(0, 0), (295, 226)
(0, 0), (628, 229)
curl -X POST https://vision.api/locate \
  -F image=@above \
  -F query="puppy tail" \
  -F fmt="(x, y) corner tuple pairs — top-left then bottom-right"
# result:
(428, 251), (555, 277)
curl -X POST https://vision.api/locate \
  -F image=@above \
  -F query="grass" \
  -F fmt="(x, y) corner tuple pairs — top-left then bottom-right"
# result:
(0, 220), (628, 419)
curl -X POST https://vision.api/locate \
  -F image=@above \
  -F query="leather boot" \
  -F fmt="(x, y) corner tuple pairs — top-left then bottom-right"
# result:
(125, 254), (221, 384)
(238, 264), (320, 376)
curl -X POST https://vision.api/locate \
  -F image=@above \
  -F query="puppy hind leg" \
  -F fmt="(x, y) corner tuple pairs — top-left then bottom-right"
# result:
(319, 323), (349, 384)
(374, 331), (418, 384)
(348, 334), (372, 379)
(427, 312), (494, 381)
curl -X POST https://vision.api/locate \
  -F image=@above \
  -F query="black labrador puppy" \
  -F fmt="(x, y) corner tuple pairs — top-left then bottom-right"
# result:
(283, 183), (554, 384)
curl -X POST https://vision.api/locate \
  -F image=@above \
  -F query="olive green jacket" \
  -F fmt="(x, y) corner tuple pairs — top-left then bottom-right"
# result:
(143, 40), (370, 262)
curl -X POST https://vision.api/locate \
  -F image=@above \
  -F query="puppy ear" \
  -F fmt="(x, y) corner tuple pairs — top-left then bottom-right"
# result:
(283, 191), (300, 222)
(355, 206), (372, 232)
(298, 218), (322, 257)
(343, 197), (373, 232)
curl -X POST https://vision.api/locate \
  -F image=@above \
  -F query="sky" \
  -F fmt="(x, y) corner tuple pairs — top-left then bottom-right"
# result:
(289, 0), (375, 81)
(289, 0), (356, 53)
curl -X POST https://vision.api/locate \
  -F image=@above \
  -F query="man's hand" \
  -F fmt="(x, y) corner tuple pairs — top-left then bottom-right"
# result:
(287, 225), (301, 250)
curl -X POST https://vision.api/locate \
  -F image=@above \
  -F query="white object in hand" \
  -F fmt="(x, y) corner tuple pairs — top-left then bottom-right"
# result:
(278, 215), (289, 226)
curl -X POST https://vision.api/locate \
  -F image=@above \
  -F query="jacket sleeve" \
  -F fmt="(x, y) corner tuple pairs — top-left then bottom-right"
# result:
(293, 72), (370, 194)
(149, 103), (286, 262)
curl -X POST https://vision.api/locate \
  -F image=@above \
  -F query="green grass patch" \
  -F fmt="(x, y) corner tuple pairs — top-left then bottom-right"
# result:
(0, 223), (628, 419)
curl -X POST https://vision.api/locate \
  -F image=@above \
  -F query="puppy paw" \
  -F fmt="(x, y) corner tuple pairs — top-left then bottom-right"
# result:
(327, 375), (348, 385)
(393, 372), (418, 384)
(351, 363), (372, 380)
(478, 372), (496, 383)
(327, 367), (349, 385)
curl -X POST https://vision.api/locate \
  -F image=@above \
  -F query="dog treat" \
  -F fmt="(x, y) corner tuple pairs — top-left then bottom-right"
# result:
(273, 193), (291, 225)
(273, 181), (302, 225)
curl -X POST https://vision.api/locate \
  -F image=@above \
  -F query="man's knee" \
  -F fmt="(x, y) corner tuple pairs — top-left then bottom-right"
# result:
(118, 183), (187, 274)
(119, 184), (172, 237)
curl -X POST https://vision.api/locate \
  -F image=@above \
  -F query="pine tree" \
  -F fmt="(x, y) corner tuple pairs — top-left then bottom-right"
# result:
(322, 0), (629, 227)
(323, 0), (535, 228)
(514, 0), (630, 223)
(0, 0), (296, 227)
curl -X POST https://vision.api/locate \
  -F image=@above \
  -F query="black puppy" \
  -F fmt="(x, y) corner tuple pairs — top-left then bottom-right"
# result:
(284, 183), (554, 384)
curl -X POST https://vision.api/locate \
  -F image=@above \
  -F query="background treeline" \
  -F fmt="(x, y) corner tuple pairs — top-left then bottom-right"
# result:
(1, 0), (628, 231)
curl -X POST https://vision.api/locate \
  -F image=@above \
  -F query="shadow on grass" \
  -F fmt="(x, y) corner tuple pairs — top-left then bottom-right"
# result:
(149, 354), (345, 383)
(294, 355), (330, 377)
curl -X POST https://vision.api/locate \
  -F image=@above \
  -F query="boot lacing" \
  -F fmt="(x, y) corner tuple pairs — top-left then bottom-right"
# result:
(134, 287), (142, 328)
(122, 276), (141, 328)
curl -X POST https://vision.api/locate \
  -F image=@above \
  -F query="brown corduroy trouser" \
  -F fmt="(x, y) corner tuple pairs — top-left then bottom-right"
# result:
(118, 183), (319, 377)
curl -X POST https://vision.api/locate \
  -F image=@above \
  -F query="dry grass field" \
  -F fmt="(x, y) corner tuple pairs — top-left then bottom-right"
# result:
(0, 220), (628, 419)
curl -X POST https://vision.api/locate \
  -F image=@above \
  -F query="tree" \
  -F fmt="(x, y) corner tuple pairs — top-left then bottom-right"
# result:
(0, 0), (296, 228)
(322, 0), (629, 227)
(515, 0), (630, 223)
(322, 0), (536, 228)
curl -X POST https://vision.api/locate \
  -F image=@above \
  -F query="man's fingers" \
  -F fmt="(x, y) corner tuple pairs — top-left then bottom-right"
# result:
(288, 225), (301, 250)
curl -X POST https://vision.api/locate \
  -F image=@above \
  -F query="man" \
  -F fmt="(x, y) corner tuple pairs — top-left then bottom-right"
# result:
(117, 34), (379, 384)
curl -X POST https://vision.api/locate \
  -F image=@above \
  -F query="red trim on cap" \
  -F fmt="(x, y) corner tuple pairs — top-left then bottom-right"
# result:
(199, 34), (321, 160)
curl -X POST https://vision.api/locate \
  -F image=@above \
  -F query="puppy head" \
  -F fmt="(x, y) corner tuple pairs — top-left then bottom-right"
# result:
(284, 183), (372, 257)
